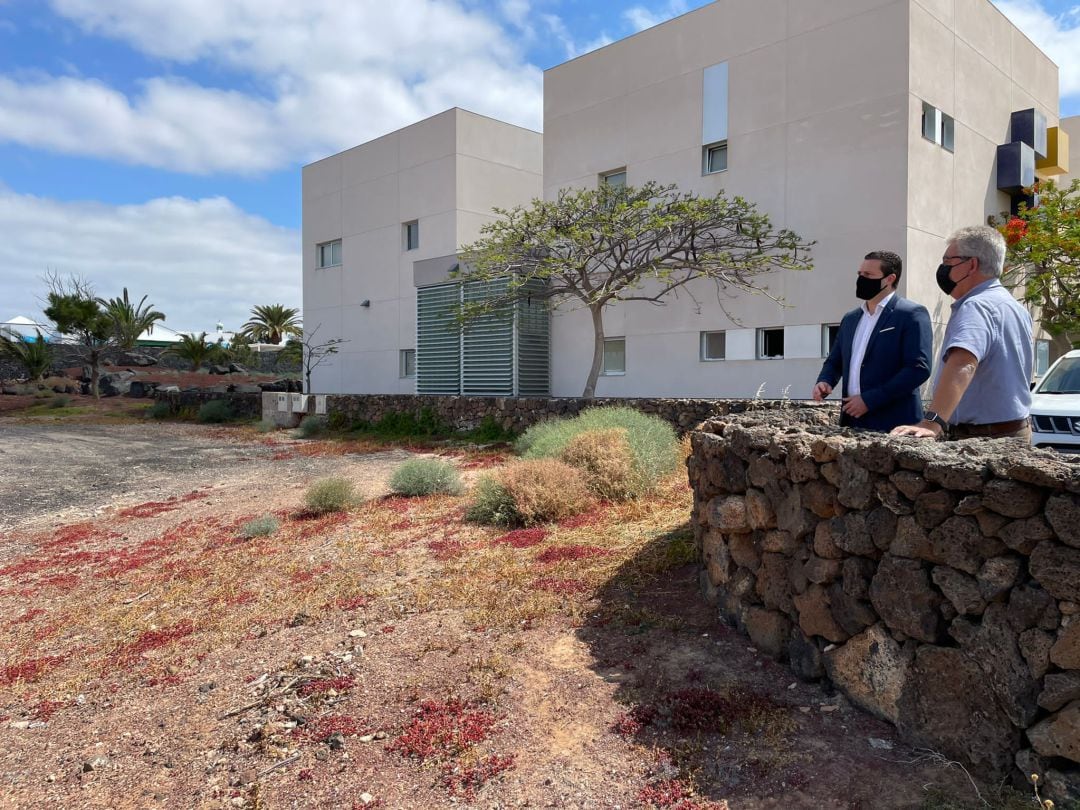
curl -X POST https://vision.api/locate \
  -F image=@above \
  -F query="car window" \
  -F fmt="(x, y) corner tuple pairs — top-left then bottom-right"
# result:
(1038, 357), (1080, 394)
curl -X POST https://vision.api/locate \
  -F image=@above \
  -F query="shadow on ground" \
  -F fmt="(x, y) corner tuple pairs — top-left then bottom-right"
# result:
(575, 524), (1001, 810)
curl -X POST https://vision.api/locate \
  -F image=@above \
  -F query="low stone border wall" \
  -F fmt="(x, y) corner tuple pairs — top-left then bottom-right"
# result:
(323, 394), (828, 434)
(154, 391), (263, 419)
(688, 407), (1080, 798)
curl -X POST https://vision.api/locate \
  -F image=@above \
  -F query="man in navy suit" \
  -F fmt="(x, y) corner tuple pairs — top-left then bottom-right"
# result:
(812, 251), (933, 431)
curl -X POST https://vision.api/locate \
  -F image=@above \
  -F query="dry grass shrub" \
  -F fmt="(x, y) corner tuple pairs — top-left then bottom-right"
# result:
(304, 477), (354, 514)
(470, 459), (593, 527)
(558, 428), (640, 500)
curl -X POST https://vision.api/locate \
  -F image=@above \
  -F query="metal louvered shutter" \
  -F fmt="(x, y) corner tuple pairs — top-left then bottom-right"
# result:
(416, 283), (461, 395)
(515, 279), (550, 396)
(462, 279), (514, 396)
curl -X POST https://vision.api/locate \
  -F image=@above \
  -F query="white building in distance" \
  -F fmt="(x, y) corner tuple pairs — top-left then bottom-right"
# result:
(302, 0), (1070, 399)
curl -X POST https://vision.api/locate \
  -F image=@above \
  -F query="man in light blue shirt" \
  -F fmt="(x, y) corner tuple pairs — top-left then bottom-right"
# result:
(892, 225), (1033, 441)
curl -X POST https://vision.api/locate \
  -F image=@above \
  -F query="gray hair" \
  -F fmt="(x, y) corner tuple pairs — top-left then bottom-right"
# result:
(948, 225), (1006, 278)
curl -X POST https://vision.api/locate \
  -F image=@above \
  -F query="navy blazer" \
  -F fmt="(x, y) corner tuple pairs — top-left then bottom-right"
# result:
(817, 295), (933, 432)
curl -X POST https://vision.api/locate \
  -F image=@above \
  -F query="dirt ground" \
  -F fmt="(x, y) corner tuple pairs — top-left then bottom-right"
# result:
(0, 414), (1017, 810)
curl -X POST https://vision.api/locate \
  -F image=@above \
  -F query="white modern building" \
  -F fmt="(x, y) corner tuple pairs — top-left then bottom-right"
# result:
(303, 0), (1070, 398)
(302, 108), (542, 394)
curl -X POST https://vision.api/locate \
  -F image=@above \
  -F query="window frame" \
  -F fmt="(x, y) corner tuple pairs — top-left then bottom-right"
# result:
(921, 101), (955, 153)
(399, 348), (416, 379)
(600, 169), (627, 188)
(317, 239), (342, 269)
(703, 141), (729, 175)
(699, 330), (726, 361)
(821, 324), (840, 358)
(601, 337), (626, 376)
(403, 220), (420, 252)
(757, 327), (784, 360)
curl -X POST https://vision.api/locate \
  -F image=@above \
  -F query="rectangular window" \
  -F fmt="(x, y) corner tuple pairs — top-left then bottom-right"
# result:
(757, 327), (784, 359)
(941, 112), (955, 152)
(400, 348), (416, 378)
(821, 324), (840, 357)
(1035, 339), (1051, 377)
(922, 101), (955, 152)
(404, 221), (420, 251)
(600, 170), (626, 188)
(702, 61), (729, 145)
(700, 330), (726, 361)
(703, 142), (728, 174)
(317, 239), (342, 268)
(602, 337), (626, 375)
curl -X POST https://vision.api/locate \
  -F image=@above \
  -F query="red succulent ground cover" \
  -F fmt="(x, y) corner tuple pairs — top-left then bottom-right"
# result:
(492, 527), (548, 548)
(534, 544), (613, 564)
(388, 699), (499, 761)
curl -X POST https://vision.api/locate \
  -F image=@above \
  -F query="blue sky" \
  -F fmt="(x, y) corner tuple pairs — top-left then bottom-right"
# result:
(1, 0), (1078, 330)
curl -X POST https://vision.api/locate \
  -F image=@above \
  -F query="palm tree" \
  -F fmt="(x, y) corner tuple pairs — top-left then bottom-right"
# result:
(167, 332), (212, 371)
(0, 330), (53, 380)
(241, 304), (301, 345)
(99, 288), (166, 350)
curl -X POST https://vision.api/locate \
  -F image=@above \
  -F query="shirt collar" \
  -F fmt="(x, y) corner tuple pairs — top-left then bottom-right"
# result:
(951, 278), (1000, 310)
(861, 291), (895, 316)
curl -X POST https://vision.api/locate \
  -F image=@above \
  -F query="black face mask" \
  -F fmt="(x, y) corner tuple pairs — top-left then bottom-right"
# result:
(936, 262), (967, 295)
(855, 275), (885, 301)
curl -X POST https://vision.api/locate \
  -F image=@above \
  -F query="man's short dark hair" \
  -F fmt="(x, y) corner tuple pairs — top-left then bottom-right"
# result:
(864, 251), (902, 287)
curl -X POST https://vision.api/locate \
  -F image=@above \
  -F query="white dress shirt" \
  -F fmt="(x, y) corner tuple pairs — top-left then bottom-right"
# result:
(848, 292), (894, 397)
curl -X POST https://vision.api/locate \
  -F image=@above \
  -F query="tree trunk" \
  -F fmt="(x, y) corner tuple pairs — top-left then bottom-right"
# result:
(582, 305), (606, 399)
(89, 348), (101, 399)
(1050, 331), (1074, 363)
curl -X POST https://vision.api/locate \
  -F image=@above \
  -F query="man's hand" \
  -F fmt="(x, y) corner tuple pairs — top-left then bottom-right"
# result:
(841, 395), (868, 418)
(891, 420), (943, 439)
(812, 382), (832, 401)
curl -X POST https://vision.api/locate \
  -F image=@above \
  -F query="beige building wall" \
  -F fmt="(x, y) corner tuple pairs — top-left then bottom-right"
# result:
(1057, 115), (1080, 185)
(543, 0), (1059, 399)
(302, 109), (542, 393)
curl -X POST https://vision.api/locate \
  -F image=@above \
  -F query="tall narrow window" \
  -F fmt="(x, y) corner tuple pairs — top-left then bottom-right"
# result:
(317, 239), (341, 268)
(757, 327), (784, 359)
(400, 349), (416, 378)
(404, 221), (420, 251)
(702, 62), (728, 145)
(700, 330), (726, 361)
(922, 101), (955, 152)
(821, 324), (840, 357)
(1035, 339), (1051, 377)
(602, 338), (626, 375)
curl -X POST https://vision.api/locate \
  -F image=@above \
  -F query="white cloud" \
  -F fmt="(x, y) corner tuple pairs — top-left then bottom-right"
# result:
(0, 187), (300, 332)
(993, 0), (1080, 99)
(623, 0), (688, 33)
(0, 0), (542, 175)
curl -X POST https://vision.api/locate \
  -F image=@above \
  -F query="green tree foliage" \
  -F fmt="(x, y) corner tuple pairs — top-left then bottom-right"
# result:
(99, 287), (165, 350)
(997, 179), (1080, 356)
(0, 330), (53, 380)
(167, 332), (213, 371)
(43, 274), (115, 398)
(458, 181), (814, 397)
(240, 304), (301, 345)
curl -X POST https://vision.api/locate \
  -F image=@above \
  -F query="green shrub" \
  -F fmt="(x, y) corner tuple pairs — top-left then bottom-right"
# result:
(241, 514), (280, 538)
(326, 411), (350, 432)
(147, 401), (171, 420)
(516, 407), (679, 495)
(48, 395), (71, 409)
(371, 407), (450, 439)
(465, 476), (521, 526)
(197, 399), (233, 423)
(465, 415), (516, 444)
(466, 459), (593, 527)
(296, 415), (328, 438)
(389, 457), (463, 497)
(304, 476), (354, 514)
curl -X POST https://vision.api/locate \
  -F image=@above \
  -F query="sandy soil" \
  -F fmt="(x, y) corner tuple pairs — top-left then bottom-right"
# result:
(0, 417), (1011, 810)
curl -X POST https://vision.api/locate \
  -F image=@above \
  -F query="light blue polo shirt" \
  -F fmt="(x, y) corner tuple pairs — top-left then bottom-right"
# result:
(936, 279), (1033, 425)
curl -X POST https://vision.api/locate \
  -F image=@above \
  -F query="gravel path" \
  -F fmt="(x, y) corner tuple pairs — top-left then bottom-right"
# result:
(0, 420), (411, 533)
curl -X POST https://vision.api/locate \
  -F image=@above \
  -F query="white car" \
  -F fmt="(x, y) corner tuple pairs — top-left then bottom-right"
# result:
(1030, 349), (1080, 451)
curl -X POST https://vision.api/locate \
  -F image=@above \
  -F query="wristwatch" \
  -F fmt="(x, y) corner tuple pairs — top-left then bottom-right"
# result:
(922, 411), (949, 435)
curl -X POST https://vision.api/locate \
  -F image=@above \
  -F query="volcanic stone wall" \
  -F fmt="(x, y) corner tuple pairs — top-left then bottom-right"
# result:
(325, 395), (813, 435)
(688, 407), (1080, 798)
